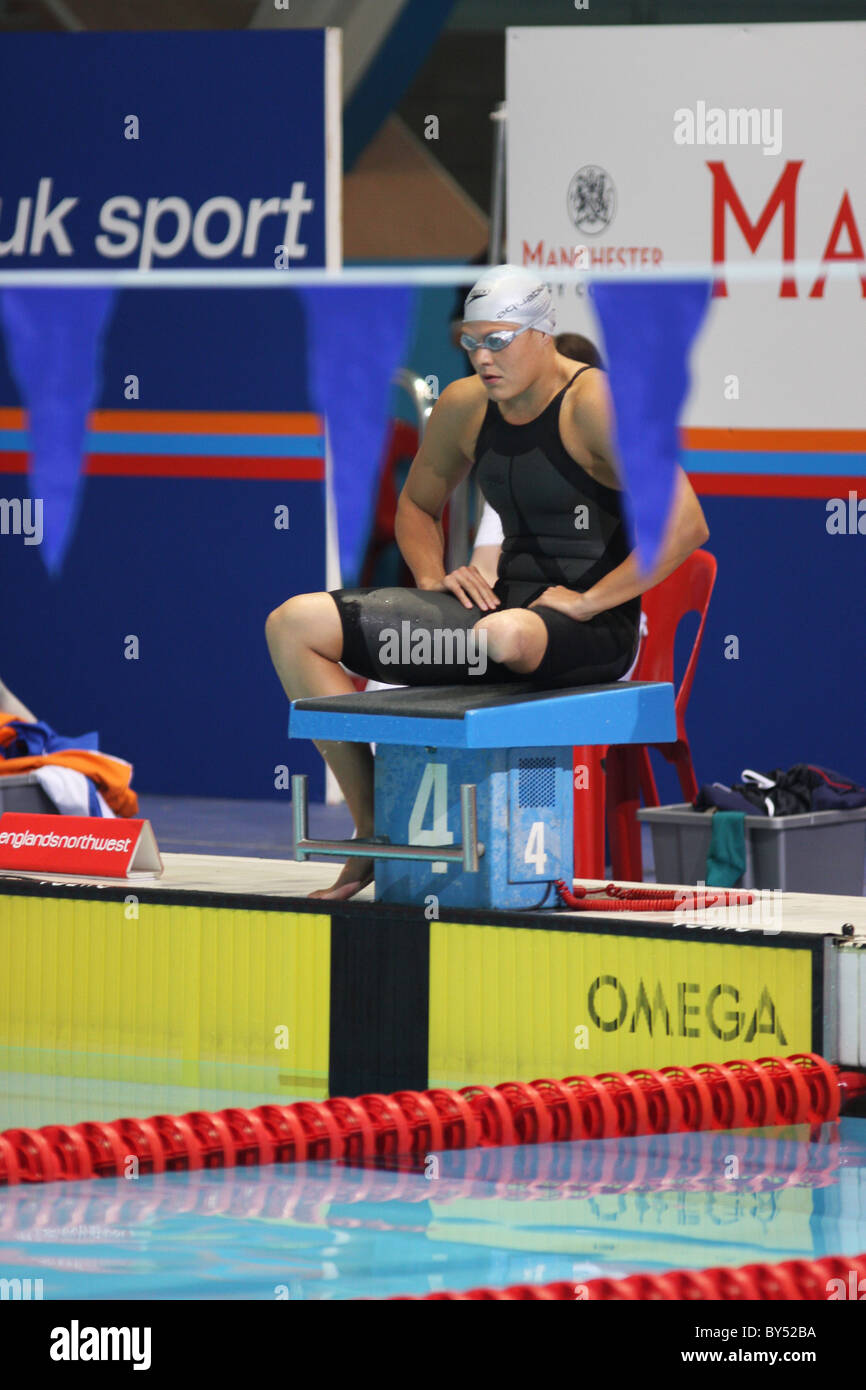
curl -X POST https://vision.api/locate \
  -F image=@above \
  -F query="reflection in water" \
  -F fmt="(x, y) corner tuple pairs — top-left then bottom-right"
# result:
(0, 1122), (864, 1299)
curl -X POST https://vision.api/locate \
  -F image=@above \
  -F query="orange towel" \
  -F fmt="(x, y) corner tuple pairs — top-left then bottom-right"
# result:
(0, 713), (138, 817)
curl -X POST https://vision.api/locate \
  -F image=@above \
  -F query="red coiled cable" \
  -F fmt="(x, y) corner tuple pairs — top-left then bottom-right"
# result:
(555, 880), (756, 911)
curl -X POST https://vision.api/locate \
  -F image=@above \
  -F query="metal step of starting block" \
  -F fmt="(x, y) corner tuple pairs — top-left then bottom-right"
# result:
(289, 680), (676, 910)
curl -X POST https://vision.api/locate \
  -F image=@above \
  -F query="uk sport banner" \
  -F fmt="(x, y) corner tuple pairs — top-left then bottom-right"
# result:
(0, 29), (340, 272)
(0, 31), (346, 800)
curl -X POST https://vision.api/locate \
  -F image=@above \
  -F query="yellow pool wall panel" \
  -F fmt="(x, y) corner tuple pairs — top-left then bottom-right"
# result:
(0, 895), (331, 1097)
(429, 921), (812, 1087)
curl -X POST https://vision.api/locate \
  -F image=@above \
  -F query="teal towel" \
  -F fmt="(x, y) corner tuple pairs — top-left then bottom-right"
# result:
(706, 810), (747, 887)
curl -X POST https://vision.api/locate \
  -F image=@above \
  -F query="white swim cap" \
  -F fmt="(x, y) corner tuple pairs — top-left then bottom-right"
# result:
(463, 264), (556, 335)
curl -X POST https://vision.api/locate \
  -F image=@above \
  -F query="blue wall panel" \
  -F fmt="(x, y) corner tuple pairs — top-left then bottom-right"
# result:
(655, 496), (866, 802)
(0, 474), (325, 800)
(0, 282), (327, 801)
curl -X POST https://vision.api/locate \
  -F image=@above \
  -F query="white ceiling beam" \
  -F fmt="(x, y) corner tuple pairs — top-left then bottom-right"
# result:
(37, 0), (86, 29)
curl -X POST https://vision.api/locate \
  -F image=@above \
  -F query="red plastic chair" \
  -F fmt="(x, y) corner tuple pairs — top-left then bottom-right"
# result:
(360, 418), (418, 588)
(360, 416), (459, 590)
(573, 549), (717, 881)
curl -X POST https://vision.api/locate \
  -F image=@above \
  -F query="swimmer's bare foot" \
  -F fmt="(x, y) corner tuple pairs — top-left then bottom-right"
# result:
(308, 856), (375, 901)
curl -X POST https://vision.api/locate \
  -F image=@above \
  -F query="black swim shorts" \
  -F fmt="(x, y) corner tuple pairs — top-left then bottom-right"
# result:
(329, 578), (640, 688)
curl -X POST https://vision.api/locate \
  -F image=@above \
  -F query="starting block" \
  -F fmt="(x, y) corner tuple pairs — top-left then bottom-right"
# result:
(289, 681), (676, 909)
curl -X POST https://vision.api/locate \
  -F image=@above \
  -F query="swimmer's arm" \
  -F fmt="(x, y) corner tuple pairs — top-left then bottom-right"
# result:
(395, 384), (471, 585)
(396, 381), (499, 608)
(394, 491), (447, 588)
(567, 377), (710, 615)
(580, 469), (710, 617)
(0, 674), (36, 723)
(468, 544), (500, 588)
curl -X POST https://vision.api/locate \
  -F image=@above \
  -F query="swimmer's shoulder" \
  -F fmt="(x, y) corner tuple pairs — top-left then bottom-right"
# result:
(562, 358), (605, 401)
(437, 373), (488, 413)
(429, 374), (489, 460)
(560, 363), (622, 488)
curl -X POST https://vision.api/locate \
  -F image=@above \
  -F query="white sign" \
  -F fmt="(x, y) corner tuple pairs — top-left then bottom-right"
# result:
(507, 22), (866, 430)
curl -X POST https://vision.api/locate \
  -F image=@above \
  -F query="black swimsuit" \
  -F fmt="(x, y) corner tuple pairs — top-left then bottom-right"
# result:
(330, 368), (640, 687)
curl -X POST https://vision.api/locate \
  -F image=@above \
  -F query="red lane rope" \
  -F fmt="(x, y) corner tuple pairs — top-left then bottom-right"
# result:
(555, 880), (756, 911)
(394, 1251), (866, 1301)
(0, 1053), (860, 1188)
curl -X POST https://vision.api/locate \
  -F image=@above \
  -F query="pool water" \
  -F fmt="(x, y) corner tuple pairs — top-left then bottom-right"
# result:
(1, 1120), (863, 1300)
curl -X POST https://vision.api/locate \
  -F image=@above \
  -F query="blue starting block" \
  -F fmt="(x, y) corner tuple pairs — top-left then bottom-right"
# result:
(289, 681), (676, 910)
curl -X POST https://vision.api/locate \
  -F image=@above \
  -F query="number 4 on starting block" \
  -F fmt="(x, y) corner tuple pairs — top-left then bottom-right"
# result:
(376, 744), (571, 909)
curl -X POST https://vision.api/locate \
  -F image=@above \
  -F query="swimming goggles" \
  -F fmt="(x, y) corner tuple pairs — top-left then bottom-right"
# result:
(459, 312), (546, 354)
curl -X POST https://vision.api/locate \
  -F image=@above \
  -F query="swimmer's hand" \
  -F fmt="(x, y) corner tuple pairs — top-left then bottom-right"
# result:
(419, 567), (501, 612)
(529, 586), (598, 621)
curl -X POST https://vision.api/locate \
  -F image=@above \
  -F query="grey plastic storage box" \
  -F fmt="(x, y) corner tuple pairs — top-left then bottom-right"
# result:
(0, 772), (55, 814)
(636, 802), (866, 896)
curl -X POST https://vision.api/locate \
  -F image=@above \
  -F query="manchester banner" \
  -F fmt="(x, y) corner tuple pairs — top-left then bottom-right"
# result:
(506, 22), (866, 437)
